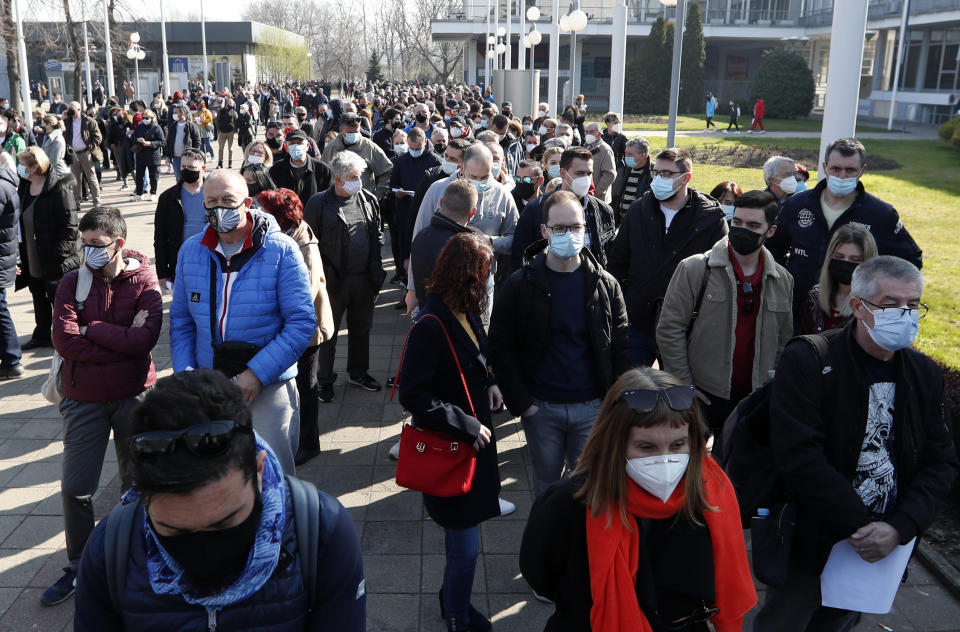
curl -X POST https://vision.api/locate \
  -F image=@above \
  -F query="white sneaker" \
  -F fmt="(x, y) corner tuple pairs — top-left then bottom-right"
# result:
(128, 194), (140, 202)
(498, 497), (516, 516)
(388, 440), (401, 460)
(721, 129), (729, 134)
(758, 130), (766, 134)
(143, 193), (152, 202)
(745, 130), (752, 134)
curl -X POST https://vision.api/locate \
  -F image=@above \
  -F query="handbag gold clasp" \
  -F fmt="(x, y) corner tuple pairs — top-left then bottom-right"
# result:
(450, 442), (459, 452)
(416, 442), (426, 453)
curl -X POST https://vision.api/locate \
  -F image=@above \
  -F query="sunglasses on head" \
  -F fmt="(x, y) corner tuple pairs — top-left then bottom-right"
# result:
(130, 421), (252, 460)
(618, 386), (696, 413)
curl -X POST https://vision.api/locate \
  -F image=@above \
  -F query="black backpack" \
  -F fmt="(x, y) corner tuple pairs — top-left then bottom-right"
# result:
(103, 475), (326, 614)
(717, 334), (832, 526)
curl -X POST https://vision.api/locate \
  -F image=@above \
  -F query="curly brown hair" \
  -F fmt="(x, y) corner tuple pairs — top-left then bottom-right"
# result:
(425, 233), (494, 315)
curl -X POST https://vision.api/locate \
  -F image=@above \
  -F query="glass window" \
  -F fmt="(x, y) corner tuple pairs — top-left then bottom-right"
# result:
(925, 45), (942, 89)
(903, 42), (923, 89)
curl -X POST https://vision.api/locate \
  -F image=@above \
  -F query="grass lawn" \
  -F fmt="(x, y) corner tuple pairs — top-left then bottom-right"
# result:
(619, 114), (892, 134)
(633, 135), (960, 369)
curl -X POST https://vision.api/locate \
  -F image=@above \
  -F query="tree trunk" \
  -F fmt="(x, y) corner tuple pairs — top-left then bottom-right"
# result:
(1, 0), (22, 113)
(62, 0), (83, 103)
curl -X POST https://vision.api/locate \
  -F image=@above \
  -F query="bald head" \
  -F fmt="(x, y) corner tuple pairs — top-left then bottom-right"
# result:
(462, 144), (493, 171)
(203, 170), (250, 209)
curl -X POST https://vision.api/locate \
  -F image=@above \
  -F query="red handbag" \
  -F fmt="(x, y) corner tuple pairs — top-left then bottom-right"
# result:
(391, 313), (478, 497)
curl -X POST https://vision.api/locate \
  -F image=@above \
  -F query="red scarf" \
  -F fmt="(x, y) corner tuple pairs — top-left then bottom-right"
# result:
(586, 456), (756, 632)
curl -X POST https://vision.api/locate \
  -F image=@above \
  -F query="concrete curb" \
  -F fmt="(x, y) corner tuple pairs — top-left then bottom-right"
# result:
(916, 540), (960, 600)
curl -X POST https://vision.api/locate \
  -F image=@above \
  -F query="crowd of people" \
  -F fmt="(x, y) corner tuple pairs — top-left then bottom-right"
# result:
(0, 77), (954, 632)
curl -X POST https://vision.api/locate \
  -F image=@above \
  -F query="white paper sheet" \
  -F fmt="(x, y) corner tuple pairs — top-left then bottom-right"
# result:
(820, 536), (916, 614)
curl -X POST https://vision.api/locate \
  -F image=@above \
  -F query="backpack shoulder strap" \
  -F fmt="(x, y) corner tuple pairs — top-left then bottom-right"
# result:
(75, 266), (94, 310)
(685, 254), (711, 339)
(796, 333), (831, 368)
(104, 501), (141, 615)
(286, 475), (321, 613)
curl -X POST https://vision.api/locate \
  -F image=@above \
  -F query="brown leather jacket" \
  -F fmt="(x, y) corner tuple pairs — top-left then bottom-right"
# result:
(64, 114), (103, 161)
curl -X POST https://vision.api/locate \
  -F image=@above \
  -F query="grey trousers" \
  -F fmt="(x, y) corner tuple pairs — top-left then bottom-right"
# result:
(250, 378), (300, 475)
(754, 563), (860, 632)
(59, 394), (141, 566)
(70, 151), (101, 206)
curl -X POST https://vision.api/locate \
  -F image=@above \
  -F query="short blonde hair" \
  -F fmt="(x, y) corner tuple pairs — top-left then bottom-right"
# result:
(18, 146), (50, 175)
(243, 140), (274, 167)
(42, 114), (64, 132)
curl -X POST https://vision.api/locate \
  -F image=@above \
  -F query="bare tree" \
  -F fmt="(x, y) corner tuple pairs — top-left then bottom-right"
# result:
(0, 0), (22, 112)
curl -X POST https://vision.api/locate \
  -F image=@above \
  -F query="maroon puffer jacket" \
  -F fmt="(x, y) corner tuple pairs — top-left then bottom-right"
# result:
(53, 250), (163, 403)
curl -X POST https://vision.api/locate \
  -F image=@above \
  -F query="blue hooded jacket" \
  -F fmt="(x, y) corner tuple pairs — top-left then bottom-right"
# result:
(170, 210), (315, 384)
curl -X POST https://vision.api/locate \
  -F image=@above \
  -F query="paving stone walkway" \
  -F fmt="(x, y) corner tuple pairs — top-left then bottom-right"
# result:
(1, 159), (958, 631)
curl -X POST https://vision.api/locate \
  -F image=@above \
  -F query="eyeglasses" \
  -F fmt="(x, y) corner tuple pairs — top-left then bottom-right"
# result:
(650, 169), (687, 178)
(665, 604), (720, 630)
(515, 175), (535, 184)
(618, 386), (696, 413)
(741, 281), (755, 315)
(859, 297), (929, 320)
(130, 421), (253, 460)
(544, 223), (585, 235)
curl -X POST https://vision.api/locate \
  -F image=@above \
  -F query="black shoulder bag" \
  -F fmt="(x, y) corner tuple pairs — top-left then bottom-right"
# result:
(685, 254), (712, 338)
(209, 257), (261, 379)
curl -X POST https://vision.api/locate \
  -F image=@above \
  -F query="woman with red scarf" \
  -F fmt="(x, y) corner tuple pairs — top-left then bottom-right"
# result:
(519, 367), (756, 631)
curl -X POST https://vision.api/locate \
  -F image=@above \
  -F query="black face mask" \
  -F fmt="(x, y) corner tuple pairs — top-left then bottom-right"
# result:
(152, 492), (262, 596)
(266, 136), (283, 149)
(433, 143), (446, 155)
(828, 258), (859, 285)
(296, 114), (306, 122)
(247, 182), (263, 197)
(415, 113), (428, 123)
(728, 226), (765, 255)
(515, 182), (538, 200)
(180, 168), (201, 184)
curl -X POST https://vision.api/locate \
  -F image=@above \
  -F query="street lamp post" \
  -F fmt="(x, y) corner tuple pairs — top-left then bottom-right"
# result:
(160, 0), (170, 97)
(13, 0), (32, 128)
(548, 0), (560, 114)
(126, 32), (146, 101)
(103, 0), (115, 98)
(527, 23), (542, 117)
(561, 4), (587, 107)
(82, 19), (93, 107)
(661, 0), (686, 148)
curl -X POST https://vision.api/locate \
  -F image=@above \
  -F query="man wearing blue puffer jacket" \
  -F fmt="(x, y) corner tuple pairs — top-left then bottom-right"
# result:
(75, 370), (366, 631)
(170, 169), (315, 475)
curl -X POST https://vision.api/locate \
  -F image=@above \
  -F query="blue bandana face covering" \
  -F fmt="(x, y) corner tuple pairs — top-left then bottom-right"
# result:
(132, 433), (287, 609)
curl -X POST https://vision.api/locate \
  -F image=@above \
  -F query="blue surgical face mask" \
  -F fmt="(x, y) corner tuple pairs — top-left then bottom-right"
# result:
(491, 163), (501, 177)
(651, 174), (680, 201)
(548, 230), (584, 259)
(547, 164), (561, 179)
(393, 144), (407, 155)
(625, 157), (638, 169)
(17, 164), (29, 180)
(287, 143), (306, 160)
(826, 170), (860, 197)
(795, 179), (808, 192)
(409, 148), (423, 158)
(469, 178), (490, 196)
(861, 302), (920, 351)
(720, 204), (735, 220)
(344, 132), (359, 144)
(441, 159), (459, 175)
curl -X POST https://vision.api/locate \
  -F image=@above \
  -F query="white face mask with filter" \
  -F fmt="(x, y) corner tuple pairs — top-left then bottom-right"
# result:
(625, 454), (689, 502)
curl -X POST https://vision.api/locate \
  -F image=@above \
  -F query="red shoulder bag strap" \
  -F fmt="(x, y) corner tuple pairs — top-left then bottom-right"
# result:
(389, 313), (477, 418)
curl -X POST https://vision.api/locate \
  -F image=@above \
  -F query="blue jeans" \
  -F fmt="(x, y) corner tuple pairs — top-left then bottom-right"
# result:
(202, 137), (215, 159)
(521, 399), (602, 497)
(172, 156), (182, 182)
(628, 326), (657, 367)
(443, 525), (480, 629)
(0, 288), (21, 369)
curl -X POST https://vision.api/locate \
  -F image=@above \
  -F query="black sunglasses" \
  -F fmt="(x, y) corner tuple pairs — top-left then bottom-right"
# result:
(131, 421), (252, 460)
(741, 281), (755, 315)
(619, 386), (696, 413)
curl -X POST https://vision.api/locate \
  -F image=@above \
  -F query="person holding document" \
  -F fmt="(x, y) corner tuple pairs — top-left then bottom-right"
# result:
(755, 256), (958, 630)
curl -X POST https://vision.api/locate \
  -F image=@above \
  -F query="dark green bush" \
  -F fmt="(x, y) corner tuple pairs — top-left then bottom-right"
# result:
(751, 49), (816, 119)
(939, 116), (960, 141)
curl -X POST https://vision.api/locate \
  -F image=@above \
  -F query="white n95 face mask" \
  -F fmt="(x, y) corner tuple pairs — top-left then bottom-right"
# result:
(626, 454), (690, 502)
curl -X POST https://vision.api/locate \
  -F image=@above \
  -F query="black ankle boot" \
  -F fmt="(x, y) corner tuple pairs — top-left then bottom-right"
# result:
(439, 588), (492, 631)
